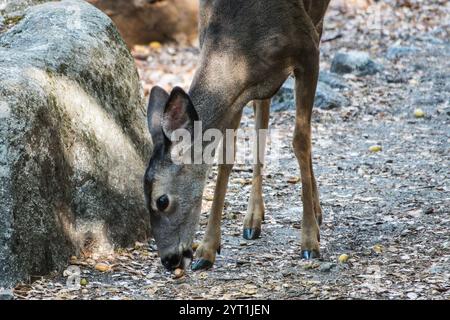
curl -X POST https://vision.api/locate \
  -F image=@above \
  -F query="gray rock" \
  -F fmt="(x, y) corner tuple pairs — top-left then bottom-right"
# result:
(385, 73), (410, 84)
(0, 0), (151, 288)
(319, 262), (336, 273)
(429, 263), (449, 275)
(414, 94), (445, 106)
(272, 77), (348, 111)
(386, 46), (419, 60)
(271, 77), (295, 112)
(0, 288), (13, 300)
(419, 35), (445, 46)
(442, 241), (450, 250)
(319, 71), (349, 89)
(314, 82), (349, 110)
(331, 51), (381, 76)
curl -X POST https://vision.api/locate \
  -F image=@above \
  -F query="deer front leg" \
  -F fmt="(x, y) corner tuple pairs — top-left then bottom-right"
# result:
(192, 111), (243, 271)
(243, 99), (270, 240)
(293, 52), (321, 259)
(192, 163), (233, 270)
(311, 157), (323, 225)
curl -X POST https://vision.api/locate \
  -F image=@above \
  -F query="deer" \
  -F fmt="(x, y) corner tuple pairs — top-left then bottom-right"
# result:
(144, 0), (331, 271)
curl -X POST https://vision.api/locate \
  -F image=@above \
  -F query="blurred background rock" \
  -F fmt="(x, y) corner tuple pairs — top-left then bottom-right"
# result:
(87, 0), (199, 46)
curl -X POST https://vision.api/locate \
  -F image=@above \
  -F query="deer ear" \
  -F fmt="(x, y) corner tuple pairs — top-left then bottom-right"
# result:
(162, 87), (199, 140)
(147, 86), (169, 135)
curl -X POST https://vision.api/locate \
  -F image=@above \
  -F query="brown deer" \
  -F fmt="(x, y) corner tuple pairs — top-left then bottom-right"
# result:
(144, 0), (331, 271)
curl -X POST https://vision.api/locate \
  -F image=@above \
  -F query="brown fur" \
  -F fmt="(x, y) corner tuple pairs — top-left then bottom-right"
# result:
(146, 0), (331, 270)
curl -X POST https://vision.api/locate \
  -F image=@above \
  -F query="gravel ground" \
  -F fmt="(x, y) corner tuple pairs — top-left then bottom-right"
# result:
(15, 0), (449, 300)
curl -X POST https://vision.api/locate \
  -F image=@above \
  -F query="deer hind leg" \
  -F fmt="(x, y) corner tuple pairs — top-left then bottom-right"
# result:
(243, 99), (271, 240)
(192, 110), (243, 271)
(293, 50), (321, 259)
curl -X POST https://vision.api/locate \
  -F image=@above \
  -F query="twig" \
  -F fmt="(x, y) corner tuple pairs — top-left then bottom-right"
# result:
(322, 34), (343, 43)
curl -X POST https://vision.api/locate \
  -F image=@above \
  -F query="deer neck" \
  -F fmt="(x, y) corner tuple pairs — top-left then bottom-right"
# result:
(188, 52), (249, 134)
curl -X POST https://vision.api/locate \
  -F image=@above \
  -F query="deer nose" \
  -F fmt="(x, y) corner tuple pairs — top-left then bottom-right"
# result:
(161, 254), (181, 270)
(161, 249), (193, 270)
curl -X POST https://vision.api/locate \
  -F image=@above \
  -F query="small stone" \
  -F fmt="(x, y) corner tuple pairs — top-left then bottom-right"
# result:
(86, 258), (96, 265)
(287, 176), (301, 184)
(407, 292), (418, 300)
(199, 272), (208, 280)
(373, 244), (383, 254)
(241, 284), (258, 295)
(227, 212), (238, 220)
(338, 254), (350, 263)
(0, 289), (13, 300)
(204, 194), (214, 201)
(429, 263), (448, 275)
(319, 262), (336, 272)
(303, 262), (319, 270)
(310, 287), (319, 293)
(401, 229), (410, 237)
(234, 178), (250, 185)
(134, 241), (146, 249)
(442, 241), (450, 250)
(236, 260), (249, 266)
(80, 278), (88, 286)
(386, 46), (419, 60)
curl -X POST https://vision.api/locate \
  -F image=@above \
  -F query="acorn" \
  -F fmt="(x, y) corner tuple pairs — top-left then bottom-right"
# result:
(174, 268), (185, 279)
(338, 254), (350, 263)
(369, 145), (382, 153)
(414, 108), (425, 118)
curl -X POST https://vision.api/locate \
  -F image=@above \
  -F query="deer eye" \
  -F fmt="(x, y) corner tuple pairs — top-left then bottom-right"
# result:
(156, 195), (170, 211)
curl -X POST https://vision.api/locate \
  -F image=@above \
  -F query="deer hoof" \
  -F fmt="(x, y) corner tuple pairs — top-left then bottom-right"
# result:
(191, 259), (213, 271)
(243, 228), (261, 240)
(301, 250), (320, 260)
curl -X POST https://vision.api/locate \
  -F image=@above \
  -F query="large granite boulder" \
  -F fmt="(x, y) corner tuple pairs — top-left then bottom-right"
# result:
(0, 0), (151, 289)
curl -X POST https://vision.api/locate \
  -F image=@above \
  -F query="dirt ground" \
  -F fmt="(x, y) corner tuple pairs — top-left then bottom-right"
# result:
(17, 0), (449, 300)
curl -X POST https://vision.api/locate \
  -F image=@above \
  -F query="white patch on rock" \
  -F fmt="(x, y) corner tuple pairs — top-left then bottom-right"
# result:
(0, 101), (10, 118)
(0, 144), (8, 178)
(65, 4), (82, 30)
